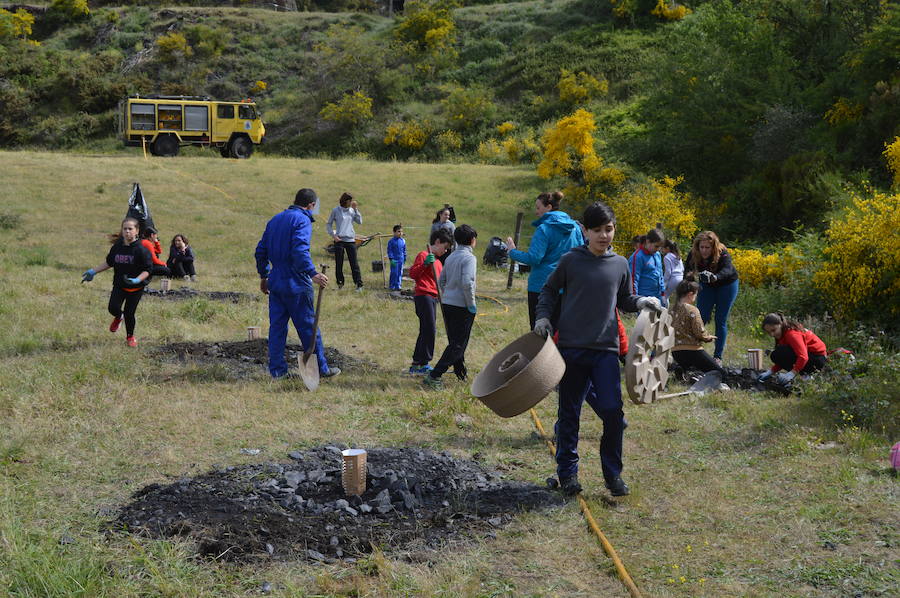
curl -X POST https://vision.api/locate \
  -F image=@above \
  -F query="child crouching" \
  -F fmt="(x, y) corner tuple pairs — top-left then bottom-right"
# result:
(534, 202), (660, 496)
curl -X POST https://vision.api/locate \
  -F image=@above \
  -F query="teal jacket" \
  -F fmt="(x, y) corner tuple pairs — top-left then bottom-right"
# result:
(508, 210), (584, 292)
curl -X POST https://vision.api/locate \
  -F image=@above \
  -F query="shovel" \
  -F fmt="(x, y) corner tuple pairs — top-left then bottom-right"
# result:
(657, 370), (723, 400)
(298, 265), (327, 392)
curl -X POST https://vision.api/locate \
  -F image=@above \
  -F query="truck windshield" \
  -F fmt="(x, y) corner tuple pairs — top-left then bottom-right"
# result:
(238, 105), (257, 120)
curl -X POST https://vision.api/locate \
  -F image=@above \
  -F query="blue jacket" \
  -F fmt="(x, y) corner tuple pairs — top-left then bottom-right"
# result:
(508, 210), (584, 292)
(628, 248), (665, 299)
(387, 236), (406, 263)
(255, 205), (318, 292)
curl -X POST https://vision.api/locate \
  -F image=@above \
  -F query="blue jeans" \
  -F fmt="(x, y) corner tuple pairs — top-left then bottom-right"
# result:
(556, 348), (625, 483)
(696, 279), (739, 359)
(267, 283), (329, 378)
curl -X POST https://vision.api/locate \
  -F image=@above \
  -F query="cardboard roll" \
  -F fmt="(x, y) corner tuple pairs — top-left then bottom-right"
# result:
(471, 332), (565, 418)
(624, 308), (675, 404)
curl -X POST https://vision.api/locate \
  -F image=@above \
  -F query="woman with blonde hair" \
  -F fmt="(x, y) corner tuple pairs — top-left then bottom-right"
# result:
(684, 230), (739, 364)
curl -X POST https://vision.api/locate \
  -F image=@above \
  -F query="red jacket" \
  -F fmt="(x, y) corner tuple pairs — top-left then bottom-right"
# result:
(409, 250), (442, 297)
(772, 328), (826, 372)
(141, 239), (166, 267)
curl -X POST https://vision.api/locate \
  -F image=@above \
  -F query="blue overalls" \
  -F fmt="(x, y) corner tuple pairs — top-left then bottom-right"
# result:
(387, 236), (406, 291)
(255, 206), (329, 378)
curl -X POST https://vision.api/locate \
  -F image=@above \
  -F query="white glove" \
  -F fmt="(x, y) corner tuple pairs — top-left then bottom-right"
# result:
(533, 318), (552, 338)
(636, 296), (662, 313)
(776, 371), (796, 385)
(757, 370), (773, 382)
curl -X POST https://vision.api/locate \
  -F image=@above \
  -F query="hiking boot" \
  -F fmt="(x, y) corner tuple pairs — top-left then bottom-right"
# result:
(109, 316), (122, 333)
(322, 367), (341, 378)
(422, 375), (443, 390)
(605, 476), (630, 497)
(126, 336), (138, 348)
(559, 475), (582, 496)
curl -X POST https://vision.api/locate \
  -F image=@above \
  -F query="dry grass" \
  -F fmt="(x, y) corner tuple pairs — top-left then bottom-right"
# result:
(0, 151), (896, 597)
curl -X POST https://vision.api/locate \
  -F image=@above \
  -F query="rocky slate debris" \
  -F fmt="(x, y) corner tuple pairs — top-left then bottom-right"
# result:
(154, 340), (377, 373)
(113, 446), (564, 563)
(144, 288), (257, 303)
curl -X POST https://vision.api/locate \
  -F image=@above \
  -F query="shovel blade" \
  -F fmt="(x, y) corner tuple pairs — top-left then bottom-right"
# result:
(298, 352), (320, 392)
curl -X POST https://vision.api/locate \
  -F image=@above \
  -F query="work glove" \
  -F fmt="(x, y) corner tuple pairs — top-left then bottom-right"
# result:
(699, 270), (718, 284)
(467, 305), (477, 315)
(390, 259), (398, 268)
(533, 317), (552, 338)
(757, 370), (774, 382)
(124, 276), (142, 285)
(636, 296), (663, 313)
(775, 371), (796, 385)
(81, 268), (96, 283)
(424, 253), (436, 265)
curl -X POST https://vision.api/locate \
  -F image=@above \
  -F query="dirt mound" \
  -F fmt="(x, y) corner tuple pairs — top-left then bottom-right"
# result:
(114, 446), (564, 563)
(144, 288), (257, 303)
(154, 339), (376, 374)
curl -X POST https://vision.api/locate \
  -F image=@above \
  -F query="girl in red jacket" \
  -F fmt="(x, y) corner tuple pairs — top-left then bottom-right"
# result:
(140, 226), (171, 279)
(757, 312), (827, 385)
(407, 229), (453, 375)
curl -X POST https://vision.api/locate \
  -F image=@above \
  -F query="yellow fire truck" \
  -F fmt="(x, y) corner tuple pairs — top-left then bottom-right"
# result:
(119, 95), (266, 158)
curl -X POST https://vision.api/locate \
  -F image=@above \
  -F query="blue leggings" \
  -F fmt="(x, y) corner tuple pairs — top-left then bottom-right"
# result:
(696, 279), (739, 359)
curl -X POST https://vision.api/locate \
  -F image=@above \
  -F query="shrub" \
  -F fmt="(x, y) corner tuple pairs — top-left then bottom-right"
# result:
(394, 0), (458, 74)
(557, 69), (608, 105)
(435, 129), (462, 153)
(730, 248), (783, 288)
(814, 188), (900, 320)
(0, 212), (22, 230)
(250, 80), (267, 95)
(607, 175), (697, 244)
(0, 8), (37, 44)
(884, 136), (900, 187)
(439, 84), (496, 130)
(48, 0), (90, 22)
(384, 120), (429, 150)
(320, 91), (374, 126)
(184, 24), (227, 60)
(496, 121), (515, 136)
(651, 0), (691, 21)
(156, 32), (192, 63)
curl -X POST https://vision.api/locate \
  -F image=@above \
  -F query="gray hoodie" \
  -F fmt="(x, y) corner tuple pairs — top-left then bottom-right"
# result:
(326, 206), (362, 242)
(536, 245), (640, 353)
(438, 245), (476, 309)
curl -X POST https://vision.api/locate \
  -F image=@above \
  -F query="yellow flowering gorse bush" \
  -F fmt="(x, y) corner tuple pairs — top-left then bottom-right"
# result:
(496, 121), (515, 136)
(384, 120), (428, 150)
(557, 69), (608, 105)
(883, 136), (900, 187)
(814, 189), (900, 317)
(319, 91), (374, 126)
(730, 248), (784, 288)
(608, 175), (697, 243)
(825, 97), (864, 125)
(0, 8), (37, 44)
(651, 0), (691, 21)
(435, 129), (462, 153)
(249, 80), (267, 94)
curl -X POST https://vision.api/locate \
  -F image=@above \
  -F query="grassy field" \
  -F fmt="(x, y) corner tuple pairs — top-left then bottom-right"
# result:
(0, 151), (896, 597)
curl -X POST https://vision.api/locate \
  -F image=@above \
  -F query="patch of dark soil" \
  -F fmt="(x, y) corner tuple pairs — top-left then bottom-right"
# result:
(144, 288), (257, 303)
(154, 339), (376, 374)
(113, 446), (564, 563)
(383, 289), (415, 301)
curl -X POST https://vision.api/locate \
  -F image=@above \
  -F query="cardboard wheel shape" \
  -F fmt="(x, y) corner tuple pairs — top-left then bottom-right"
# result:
(624, 308), (675, 404)
(471, 332), (565, 418)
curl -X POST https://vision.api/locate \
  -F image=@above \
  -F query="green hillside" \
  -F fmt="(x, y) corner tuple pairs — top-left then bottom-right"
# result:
(1, 0), (898, 240)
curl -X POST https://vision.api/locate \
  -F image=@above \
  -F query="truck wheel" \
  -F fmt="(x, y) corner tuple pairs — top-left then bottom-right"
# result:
(230, 137), (253, 159)
(153, 135), (179, 157)
(220, 143), (231, 158)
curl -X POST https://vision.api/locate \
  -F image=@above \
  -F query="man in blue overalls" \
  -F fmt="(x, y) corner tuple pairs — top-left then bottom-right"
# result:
(255, 188), (340, 379)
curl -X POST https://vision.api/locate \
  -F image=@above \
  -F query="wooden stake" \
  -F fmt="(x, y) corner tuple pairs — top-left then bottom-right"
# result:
(378, 235), (387, 289)
(506, 211), (524, 289)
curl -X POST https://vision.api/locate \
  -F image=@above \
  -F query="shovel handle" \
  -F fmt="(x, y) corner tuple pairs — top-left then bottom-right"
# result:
(304, 265), (326, 360)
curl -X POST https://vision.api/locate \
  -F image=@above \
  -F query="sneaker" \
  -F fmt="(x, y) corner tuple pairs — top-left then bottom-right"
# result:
(422, 375), (443, 390)
(183, 275), (190, 281)
(322, 367), (341, 378)
(407, 364), (432, 376)
(337, 284), (344, 290)
(109, 316), (122, 333)
(355, 286), (364, 292)
(559, 475), (582, 496)
(605, 476), (630, 496)
(190, 275), (197, 282)
(454, 364), (468, 382)
(126, 336), (138, 348)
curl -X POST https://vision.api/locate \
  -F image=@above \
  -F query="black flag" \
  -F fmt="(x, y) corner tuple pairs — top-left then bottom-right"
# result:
(126, 182), (156, 232)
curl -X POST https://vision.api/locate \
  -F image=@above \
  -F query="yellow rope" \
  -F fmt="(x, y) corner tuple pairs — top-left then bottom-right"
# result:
(472, 314), (644, 598)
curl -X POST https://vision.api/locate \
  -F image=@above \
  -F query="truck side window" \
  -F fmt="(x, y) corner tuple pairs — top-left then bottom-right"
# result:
(238, 105), (256, 120)
(217, 105), (234, 119)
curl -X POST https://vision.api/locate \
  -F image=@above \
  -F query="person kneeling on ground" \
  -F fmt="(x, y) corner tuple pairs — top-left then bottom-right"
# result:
(757, 312), (827, 386)
(167, 234), (196, 281)
(534, 201), (661, 497)
(670, 280), (723, 375)
(423, 225), (478, 389)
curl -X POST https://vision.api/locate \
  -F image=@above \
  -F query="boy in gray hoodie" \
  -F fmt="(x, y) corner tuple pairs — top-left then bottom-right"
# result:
(424, 224), (478, 389)
(535, 202), (661, 497)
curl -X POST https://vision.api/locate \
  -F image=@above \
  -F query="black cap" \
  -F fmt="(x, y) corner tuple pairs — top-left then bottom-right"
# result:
(295, 188), (318, 207)
(144, 225), (157, 235)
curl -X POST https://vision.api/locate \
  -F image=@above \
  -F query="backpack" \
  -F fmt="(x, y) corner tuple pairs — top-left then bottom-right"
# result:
(482, 236), (508, 266)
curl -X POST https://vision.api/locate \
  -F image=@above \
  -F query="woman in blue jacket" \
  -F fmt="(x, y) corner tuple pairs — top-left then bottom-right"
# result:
(506, 191), (584, 328)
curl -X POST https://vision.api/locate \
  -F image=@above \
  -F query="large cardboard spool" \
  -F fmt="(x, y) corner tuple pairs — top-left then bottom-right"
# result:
(624, 308), (675, 404)
(471, 332), (566, 418)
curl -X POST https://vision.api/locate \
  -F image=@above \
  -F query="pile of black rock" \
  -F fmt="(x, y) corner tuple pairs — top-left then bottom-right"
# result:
(114, 446), (564, 563)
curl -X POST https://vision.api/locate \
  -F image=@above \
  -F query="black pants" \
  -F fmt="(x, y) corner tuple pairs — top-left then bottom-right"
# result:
(167, 259), (195, 277)
(412, 294), (438, 365)
(108, 287), (143, 336)
(334, 241), (363, 288)
(527, 291), (562, 330)
(673, 349), (723, 374)
(771, 345), (827, 374)
(151, 264), (171, 278)
(430, 304), (474, 379)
